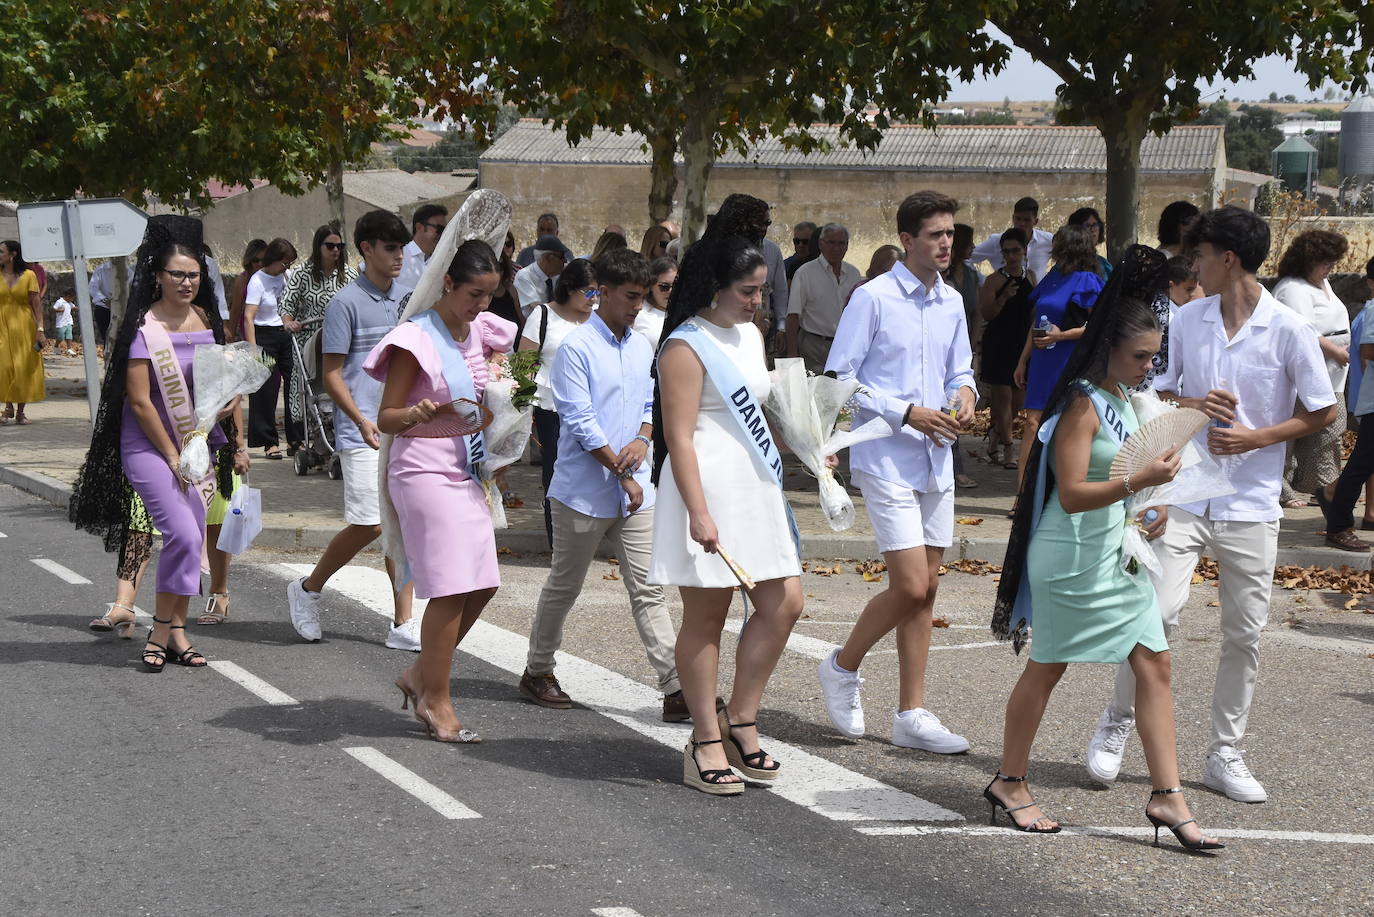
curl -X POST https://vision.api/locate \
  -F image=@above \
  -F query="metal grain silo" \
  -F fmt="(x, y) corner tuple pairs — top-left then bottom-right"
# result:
(1273, 135), (1318, 196)
(1339, 95), (1374, 185)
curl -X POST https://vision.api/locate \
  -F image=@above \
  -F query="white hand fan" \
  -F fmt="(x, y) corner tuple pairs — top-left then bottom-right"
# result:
(397, 397), (494, 439)
(1108, 408), (1209, 480)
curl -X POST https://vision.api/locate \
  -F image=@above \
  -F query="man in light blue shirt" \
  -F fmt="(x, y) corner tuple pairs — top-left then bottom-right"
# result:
(818, 190), (977, 754)
(520, 248), (684, 720)
(1319, 256), (1374, 538)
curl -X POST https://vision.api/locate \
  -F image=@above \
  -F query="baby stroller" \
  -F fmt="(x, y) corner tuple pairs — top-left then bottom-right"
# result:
(289, 318), (341, 479)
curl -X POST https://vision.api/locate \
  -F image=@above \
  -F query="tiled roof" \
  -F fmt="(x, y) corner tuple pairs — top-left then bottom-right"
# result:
(481, 120), (1224, 174)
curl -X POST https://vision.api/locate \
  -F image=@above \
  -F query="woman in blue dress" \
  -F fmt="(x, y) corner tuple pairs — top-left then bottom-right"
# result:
(989, 247), (1223, 852)
(1013, 225), (1104, 486)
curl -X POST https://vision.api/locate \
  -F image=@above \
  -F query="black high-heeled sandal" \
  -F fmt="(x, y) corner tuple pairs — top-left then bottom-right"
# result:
(718, 710), (781, 781)
(166, 625), (207, 668)
(1145, 787), (1225, 851)
(983, 773), (1061, 833)
(683, 737), (744, 796)
(142, 616), (172, 672)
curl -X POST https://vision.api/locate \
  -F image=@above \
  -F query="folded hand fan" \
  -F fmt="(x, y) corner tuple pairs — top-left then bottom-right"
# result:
(1107, 408), (1208, 480)
(397, 397), (494, 439)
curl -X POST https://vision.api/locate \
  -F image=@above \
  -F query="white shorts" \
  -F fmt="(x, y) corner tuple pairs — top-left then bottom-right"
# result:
(339, 448), (381, 526)
(854, 469), (954, 553)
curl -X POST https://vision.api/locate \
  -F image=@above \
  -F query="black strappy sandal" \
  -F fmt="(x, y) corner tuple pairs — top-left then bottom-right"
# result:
(983, 773), (1061, 833)
(683, 737), (744, 796)
(166, 625), (208, 668)
(1146, 787), (1225, 851)
(142, 616), (173, 673)
(719, 710), (781, 781)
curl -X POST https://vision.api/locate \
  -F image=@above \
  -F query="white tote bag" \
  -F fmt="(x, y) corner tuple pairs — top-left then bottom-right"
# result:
(216, 483), (263, 555)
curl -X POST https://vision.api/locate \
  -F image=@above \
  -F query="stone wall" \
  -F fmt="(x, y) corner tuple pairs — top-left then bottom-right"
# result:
(482, 160), (1216, 265)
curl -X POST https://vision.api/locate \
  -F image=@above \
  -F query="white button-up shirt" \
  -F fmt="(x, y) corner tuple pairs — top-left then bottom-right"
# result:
(1153, 288), (1335, 522)
(825, 260), (974, 492)
(515, 261), (557, 311)
(787, 257), (863, 338)
(397, 240), (429, 291)
(970, 227), (1054, 280)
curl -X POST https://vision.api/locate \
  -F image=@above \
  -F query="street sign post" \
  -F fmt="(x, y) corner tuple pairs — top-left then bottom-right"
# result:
(17, 198), (148, 426)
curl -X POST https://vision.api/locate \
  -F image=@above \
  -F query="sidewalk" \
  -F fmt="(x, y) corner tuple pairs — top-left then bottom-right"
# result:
(2, 353), (1368, 568)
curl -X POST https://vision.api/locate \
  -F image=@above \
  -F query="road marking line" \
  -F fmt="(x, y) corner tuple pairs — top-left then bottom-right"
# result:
(856, 825), (1374, 845)
(281, 563), (962, 825)
(0, 530), (8, 537)
(343, 746), (481, 820)
(722, 618), (998, 660)
(592, 909), (648, 917)
(208, 660), (299, 706)
(30, 558), (91, 584)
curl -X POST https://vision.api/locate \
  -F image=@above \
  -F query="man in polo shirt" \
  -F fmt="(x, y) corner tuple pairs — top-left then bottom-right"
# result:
(398, 203), (447, 290)
(517, 248), (685, 721)
(514, 234), (572, 313)
(286, 209), (418, 650)
(1087, 206), (1336, 802)
(818, 191), (976, 754)
(969, 196), (1054, 281)
(785, 222), (862, 374)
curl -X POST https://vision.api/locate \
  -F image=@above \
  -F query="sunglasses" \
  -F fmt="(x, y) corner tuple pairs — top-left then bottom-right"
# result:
(322, 242), (345, 251)
(582, 289), (600, 301)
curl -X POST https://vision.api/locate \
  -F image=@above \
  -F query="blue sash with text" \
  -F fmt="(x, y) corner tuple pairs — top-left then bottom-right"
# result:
(410, 309), (485, 480)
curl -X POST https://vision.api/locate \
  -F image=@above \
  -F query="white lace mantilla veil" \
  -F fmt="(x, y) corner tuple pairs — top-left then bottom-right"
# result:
(377, 190), (514, 589)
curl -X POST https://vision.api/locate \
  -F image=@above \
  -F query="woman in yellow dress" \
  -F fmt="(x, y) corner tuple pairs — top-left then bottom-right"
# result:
(0, 240), (45, 424)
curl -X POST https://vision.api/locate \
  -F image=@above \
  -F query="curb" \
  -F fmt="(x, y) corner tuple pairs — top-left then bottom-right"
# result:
(4, 461), (1370, 569)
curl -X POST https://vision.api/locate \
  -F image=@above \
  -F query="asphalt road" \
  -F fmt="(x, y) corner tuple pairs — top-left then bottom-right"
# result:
(2, 483), (1372, 917)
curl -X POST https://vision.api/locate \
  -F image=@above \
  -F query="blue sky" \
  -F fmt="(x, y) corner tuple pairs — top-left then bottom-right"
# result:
(948, 28), (1353, 104)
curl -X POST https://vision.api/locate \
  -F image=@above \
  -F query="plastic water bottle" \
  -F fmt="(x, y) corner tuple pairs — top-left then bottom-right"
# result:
(1143, 509), (1159, 524)
(1212, 376), (1232, 429)
(1034, 315), (1056, 350)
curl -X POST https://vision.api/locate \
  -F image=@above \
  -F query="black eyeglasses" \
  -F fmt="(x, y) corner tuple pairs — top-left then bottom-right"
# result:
(322, 242), (345, 250)
(161, 269), (201, 283)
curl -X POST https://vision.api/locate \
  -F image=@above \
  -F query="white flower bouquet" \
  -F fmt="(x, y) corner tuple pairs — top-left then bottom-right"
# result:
(479, 365), (535, 529)
(177, 342), (271, 481)
(764, 358), (893, 531)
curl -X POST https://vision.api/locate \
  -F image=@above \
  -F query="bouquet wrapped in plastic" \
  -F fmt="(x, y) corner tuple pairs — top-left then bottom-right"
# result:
(1118, 389), (1235, 577)
(763, 358), (893, 531)
(177, 342), (272, 481)
(479, 359), (536, 529)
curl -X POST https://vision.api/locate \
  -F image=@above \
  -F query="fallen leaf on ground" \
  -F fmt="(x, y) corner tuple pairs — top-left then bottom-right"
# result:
(1207, 600), (1219, 607)
(603, 571), (620, 580)
(932, 617), (950, 628)
(956, 516), (983, 526)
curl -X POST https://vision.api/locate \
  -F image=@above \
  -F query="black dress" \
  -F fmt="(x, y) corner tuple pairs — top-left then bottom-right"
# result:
(979, 270), (1033, 386)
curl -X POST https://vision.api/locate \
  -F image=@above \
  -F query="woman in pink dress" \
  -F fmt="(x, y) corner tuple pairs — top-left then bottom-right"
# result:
(366, 240), (511, 743)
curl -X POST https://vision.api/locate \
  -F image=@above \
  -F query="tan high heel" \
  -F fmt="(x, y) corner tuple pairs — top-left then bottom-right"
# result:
(90, 603), (138, 640)
(198, 592), (230, 625)
(414, 699), (481, 744)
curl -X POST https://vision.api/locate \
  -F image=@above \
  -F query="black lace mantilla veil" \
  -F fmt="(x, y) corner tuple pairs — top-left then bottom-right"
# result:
(991, 245), (1169, 653)
(68, 214), (236, 556)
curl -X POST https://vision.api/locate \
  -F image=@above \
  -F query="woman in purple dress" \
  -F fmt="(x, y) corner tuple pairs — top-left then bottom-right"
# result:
(70, 216), (245, 671)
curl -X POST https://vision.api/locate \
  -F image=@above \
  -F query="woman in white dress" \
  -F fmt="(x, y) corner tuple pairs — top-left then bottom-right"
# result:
(651, 235), (810, 795)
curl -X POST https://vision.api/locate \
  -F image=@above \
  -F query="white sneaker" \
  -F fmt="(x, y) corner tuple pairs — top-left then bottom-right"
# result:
(1086, 708), (1135, 784)
(892, 708), (970, 754)
(1203, 746), (1268, 802)
(286, 577), (323, 642)
(385, 617), (421, 652)
(818, 648), (865, 738)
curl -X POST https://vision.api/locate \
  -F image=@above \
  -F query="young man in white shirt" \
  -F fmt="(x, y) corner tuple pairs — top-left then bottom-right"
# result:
(398, 204), (447, 291)
(1086, 206), (1336, 803)
(819, 191), (977, 753)
(969, 196), (1054, 281)
(785, 222), (862, 373)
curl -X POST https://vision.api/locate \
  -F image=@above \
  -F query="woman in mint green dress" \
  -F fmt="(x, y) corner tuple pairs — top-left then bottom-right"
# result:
(987, 247), (1223, 852)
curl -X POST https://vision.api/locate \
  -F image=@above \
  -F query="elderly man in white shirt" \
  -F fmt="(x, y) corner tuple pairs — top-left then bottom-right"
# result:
(785, 222), (862, 373)
(514, 235), (573, 314)
(970, 196), (1054, 281)
(397, 204), (448, 290)
(1086, 206), (1336, 804)
(818, 191), (977, 755)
